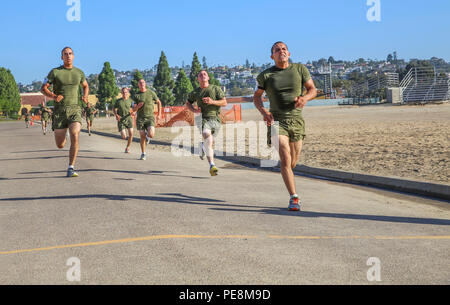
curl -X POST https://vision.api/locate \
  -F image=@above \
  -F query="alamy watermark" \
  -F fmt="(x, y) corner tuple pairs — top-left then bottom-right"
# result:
(367, 0), (381, 22)
(170, 116), (281, 168)
(66, 0), (81, 22)
(366, 257), (381, 282)
(66, 257), (81, 282)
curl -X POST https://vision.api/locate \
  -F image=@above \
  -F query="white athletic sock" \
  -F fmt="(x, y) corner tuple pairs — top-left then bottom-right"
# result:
(68, 165), (74, 169)
(291, 194), (298, 199)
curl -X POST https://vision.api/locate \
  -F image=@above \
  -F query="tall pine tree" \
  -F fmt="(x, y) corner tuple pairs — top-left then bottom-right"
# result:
(0, 68), (21, 117)
(97, 62), (119, 111)
(190, 52), (202, 89)
(154, 51), (175, 106)
(173, 69), (193, 106)
(130, 70), (144, 100)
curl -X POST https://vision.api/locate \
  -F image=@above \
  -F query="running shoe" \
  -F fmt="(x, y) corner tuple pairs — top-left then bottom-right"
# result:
(288, 196), (301, 211)
(67, 168), (79, 178)
(125, 147), (130, 154)
(139, 153), (147, 161)
(210, 165), (218, 176)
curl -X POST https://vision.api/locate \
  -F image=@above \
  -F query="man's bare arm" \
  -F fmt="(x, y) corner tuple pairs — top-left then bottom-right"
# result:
(253, 89), (274, 124)
(295, 79), (317, 108)
(202, 97), (227, 107)
(41, 83), (64, 103)
(185, 101), (197, 113)
(81, 80), (89, 104)
(156, 100), (162, 118)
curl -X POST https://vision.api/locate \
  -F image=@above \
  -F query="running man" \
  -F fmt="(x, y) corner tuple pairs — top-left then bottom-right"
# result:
(114, 87), (134, 153)
(24, 111), (32, 128)
(84, 102), (98, 136)
(41, 46), (89, 178)
(186, 70), (227, 176)
(132, 79), (162, 160)
(254, 41), (317, 211)
(39, 101), (52, 135)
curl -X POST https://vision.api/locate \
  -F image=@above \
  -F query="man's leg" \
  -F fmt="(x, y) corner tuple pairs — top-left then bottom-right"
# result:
(289, 140), (303, 169)
(277, 135), (297, 196)
(203, 130), (214, 164)
(139, 130), (147, 159)
(120, 129), (127, 140)
(126, 128), (134, 149)
(68, 122), (81, 167)
(203, 129), (219, 176)
(54, 129), (68, 149)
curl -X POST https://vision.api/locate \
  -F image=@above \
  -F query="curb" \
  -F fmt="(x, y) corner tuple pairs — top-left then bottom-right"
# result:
(84, 129), (450, 202)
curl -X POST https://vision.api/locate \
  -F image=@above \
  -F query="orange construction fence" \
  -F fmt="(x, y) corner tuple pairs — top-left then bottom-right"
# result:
(155, 104), (242, 128)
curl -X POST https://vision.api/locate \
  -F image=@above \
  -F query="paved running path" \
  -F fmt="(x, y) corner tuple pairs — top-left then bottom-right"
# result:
(0, 121), (449, 284)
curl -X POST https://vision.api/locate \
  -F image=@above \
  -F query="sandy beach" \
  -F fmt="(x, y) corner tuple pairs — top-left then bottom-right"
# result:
(90, 103), (450, 185)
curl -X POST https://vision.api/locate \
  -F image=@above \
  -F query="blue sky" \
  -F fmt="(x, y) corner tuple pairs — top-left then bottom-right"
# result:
(1, 0), (449, 84)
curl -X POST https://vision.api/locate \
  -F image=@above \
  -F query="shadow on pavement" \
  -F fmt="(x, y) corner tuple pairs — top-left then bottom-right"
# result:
(0, 193), (224, 206)
(17, 168), (208, 180)
(1, 191), (448, 226)
(208, 207), (450, 226)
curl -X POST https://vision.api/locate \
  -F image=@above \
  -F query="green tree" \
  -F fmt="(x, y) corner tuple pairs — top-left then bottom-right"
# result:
(208, 72), (221, 87)
(173, 69), (193, 106)
(387, 54), (393, 62)
(97, 62), (119, 111)
(190, 52), (202, 89)
(154, 51), (175, 106)
(202, 56), (208, 69)
(87, 74), (99, 95)
(130, 70), (144, 100)
(0, 68), (21, 117)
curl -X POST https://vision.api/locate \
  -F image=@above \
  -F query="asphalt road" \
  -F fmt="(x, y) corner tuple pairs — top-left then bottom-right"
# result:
(0, 121), (449, 285)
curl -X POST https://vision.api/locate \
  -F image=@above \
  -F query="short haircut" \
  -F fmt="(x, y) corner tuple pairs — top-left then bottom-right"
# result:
(198, 69), (209, 76)
(271, 41), (288, 54)
(61, 47), (74, 56)
(121, 87), (129, 92)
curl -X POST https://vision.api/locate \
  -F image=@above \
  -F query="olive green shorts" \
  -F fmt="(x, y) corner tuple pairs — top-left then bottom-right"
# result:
(86, 115), (94, 123)
(118, 116), (133, 132)
(42, 114), (50, 122)
(136, 116), (155, 131)
(201, 117), (222, 136)
(53, 106), (82, 130)
(268, 116), (306, 145)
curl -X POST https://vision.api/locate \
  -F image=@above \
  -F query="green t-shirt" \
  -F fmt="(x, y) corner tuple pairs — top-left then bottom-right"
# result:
(134, 90), (158, 119)
(187, 85), (225, 119)
(114, 98), (133, 118)
(45, 66), (86, 110)
(256, 63), (311, 119)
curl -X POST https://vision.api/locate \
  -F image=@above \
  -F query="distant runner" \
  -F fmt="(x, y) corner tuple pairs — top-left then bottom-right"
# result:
(24, 111), (32, 128)
(84, 102), (98, 136)
(132, 79), (162, 160)
(254, 41), (317, 211)
(39, 101), (53, 135)
(114, 87), (135, 154)
(41, 46), (89, 178)
(186, 70), (227, 176)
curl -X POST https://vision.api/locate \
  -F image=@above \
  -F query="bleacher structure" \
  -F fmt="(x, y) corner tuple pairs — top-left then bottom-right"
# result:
(399, 67), (450, 103)
(348, 72), (399, 99)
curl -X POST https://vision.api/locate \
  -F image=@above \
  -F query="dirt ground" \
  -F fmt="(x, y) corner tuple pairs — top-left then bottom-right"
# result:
(90, 103), (450, 185)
